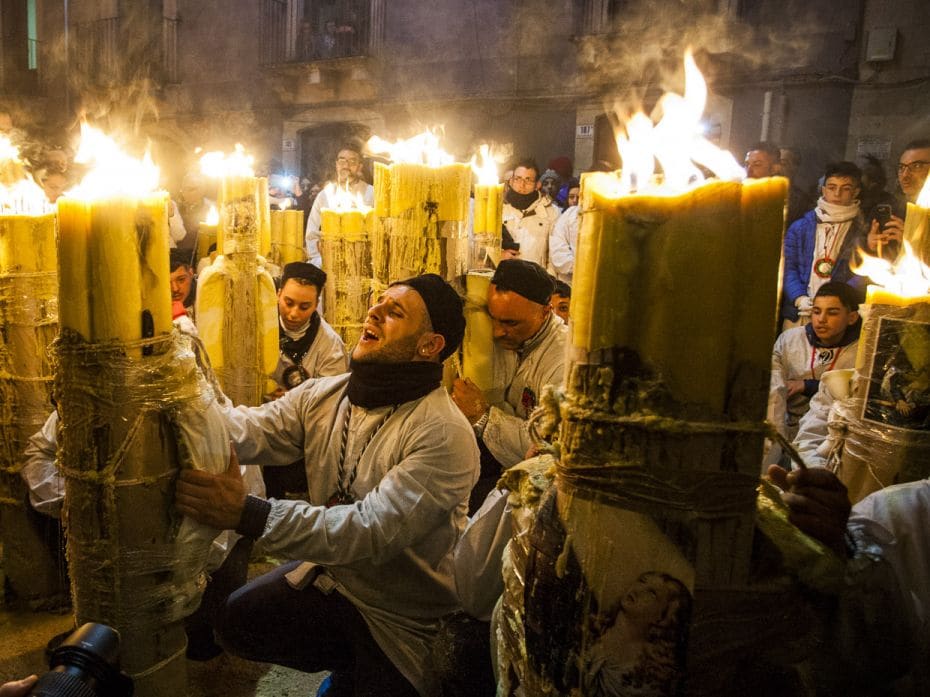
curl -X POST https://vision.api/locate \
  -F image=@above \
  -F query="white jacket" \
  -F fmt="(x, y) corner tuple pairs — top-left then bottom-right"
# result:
(223, 375), (479, 695)
(483, 314), (567, 467)
(502, 195), (561, 270)
(21, 412), (63, 518)
(768, 325), (858, 441)
(793, 380), (841, 468)
(304, 180), (375, 267)
(271, 314), (348, 387)
(548, 205), (579, 284)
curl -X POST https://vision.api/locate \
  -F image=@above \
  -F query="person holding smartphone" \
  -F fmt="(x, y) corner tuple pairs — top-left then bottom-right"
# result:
(864, 139), (930, 259)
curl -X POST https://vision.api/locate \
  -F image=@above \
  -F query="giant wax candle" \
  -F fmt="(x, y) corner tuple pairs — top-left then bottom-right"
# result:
(853, 178), (930, 376)
(282, 208), (305, 264)
(270, 206), (305, 266)
(498, 53), (793, 696)
(843, 186), (930, 502)
(320, 191), (375, 347)
(462, 271), (496, 396)
(197, 146), (278, 406)
(368, 131), (471, 284)
(470, 144), (503, 269)
(573, 172), (786, 413)
(0, 138), (64, 604)
(57, 128), (172, 350)
(54, 123), (189, 696)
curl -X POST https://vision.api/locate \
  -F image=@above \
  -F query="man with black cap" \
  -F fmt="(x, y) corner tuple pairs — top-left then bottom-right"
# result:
(175, 274), (478, 697)
(272, 261), (347, 393)
(452, 259), (567, 509)
(264, 261), (348, 499)
(170, 248), (196, 310)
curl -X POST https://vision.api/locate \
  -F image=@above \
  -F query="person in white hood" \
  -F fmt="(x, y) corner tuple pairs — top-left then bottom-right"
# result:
(176, 274), (478, 697)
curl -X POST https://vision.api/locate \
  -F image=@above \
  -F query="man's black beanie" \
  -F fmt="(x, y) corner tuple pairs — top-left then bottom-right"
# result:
(392, 274), (465, 361)
(491, 259), (554, 306)
(282, 261), (327, 291)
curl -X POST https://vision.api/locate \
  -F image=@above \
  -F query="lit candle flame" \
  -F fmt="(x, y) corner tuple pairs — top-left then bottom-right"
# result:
(328, 181), (370, 212)
(612, 50), (745, 195)
(367, 129), (455, 167)
(199, 144), (255, 178)
(204, 204), (219, 226)
(70, 122), (161, 199)
(470, 144), (500, 186)
(851, 241), (930, 298)
(0, 135), (54, 214)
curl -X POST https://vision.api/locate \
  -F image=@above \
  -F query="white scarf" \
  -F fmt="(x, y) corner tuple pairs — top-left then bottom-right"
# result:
(808, 197), (860, 298)
(280, 315), (310, 341)
(815, 196), (859, 223)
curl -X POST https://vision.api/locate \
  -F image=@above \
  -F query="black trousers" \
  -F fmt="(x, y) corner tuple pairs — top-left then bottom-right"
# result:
(216, 561), (418, 697)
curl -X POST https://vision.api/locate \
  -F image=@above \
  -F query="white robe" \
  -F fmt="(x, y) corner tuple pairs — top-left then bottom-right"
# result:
(768, 326), (858, 442)
(548, 204), (580, 284)
(223, 375), (479, 695)
(271, 314), (348, 387)
(483, 314), (567, 467)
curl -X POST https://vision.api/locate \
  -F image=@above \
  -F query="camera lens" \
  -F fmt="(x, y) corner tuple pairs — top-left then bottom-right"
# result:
(30, 623), (133, 697)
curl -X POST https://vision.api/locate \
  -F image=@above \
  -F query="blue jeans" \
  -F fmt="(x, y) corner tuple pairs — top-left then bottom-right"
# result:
(216, 561), (417, 696)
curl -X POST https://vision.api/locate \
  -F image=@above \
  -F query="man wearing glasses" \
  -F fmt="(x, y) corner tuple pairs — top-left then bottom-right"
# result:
(864, 139), (930, 261)
(896, 139), (930, 204)
(305, 144), (374, 267)
(501, 158), (561, 270)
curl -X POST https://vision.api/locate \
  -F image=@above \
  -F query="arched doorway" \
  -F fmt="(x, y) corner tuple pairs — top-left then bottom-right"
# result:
(299, 121), (372, 186)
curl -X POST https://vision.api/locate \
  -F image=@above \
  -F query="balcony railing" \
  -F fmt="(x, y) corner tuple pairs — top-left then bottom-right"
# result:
(261, 0), (376, 65)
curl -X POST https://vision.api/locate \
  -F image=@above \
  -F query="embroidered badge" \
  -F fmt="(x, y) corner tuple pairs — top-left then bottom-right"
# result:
(521, 387), (537, 413)
(816, 349), (836, 366)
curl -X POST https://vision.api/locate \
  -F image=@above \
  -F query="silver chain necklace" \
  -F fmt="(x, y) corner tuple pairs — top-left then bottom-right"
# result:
(328, 396), (397, 507)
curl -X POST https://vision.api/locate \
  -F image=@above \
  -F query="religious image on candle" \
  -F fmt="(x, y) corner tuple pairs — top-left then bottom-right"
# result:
(863, 317), (930, 430)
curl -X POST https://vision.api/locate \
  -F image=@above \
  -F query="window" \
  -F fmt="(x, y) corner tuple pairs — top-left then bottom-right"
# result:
(261, 0), (376, 64)
(26, 0), (36, 70)
(0, 0), (39, 92)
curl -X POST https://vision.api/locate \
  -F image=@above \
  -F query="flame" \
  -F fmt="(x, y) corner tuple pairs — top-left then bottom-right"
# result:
(470, 144), (500, 186)
(612, 50), (744, 195)
(204, 204), (219, 226)
(327, 181), (370, 212)
(70, 122), (160, 199)
(199, 144), (255, 178)
(0, 135), (54, 214)
(851, 241), (930, 298)
(918, 172), (930, 208)
(0, 136), (19, 163)
(367, 129), (455, 167)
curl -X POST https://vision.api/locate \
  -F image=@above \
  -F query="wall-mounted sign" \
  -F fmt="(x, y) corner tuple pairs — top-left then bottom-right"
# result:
(857, 136), (892, 161)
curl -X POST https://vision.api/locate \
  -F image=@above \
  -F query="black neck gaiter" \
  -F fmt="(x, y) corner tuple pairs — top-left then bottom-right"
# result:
(506, 189), (540, 212)
(346, 359), (443, 409)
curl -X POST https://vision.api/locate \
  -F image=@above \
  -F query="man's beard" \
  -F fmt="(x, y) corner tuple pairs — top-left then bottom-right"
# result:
(352, 333), (419, 364)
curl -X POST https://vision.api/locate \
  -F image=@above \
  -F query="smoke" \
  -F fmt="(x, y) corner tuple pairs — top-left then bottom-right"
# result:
(577, 0), (819, 118)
